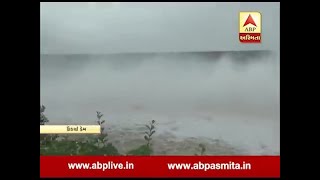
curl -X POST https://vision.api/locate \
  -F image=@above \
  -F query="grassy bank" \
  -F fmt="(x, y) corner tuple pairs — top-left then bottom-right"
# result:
(40, 105), (238, 155)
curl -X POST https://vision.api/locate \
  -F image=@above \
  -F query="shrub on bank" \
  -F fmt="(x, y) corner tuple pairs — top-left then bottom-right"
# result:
(40, 106), (156, 155)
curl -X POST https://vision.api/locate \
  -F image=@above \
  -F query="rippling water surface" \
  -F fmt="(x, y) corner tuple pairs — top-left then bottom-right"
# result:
(41, 51), (280, 155)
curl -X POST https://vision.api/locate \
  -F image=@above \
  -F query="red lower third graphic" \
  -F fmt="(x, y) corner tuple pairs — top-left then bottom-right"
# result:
(40, 156), (280, 178)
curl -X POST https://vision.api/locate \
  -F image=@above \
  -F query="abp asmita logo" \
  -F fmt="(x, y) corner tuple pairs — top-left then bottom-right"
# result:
(239, 12), (261, 43)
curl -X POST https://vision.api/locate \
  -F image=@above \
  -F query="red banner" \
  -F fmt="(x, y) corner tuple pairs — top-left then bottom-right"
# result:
(40, 156), (280, 178)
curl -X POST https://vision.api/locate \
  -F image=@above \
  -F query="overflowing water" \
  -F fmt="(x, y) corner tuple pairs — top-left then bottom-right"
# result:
(40, 51), (280, 155)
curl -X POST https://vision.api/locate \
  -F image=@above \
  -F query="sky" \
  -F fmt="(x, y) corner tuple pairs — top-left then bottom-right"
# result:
(40, 2), (280, 54)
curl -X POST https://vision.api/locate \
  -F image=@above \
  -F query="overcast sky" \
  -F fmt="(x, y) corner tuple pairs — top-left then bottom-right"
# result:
(40, 2), (280, 54)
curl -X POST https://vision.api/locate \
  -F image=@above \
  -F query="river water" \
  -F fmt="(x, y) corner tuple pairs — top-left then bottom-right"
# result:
(40, 51), (280, 155)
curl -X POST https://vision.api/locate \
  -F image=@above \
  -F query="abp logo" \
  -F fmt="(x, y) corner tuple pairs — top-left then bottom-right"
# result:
(239, 12), (261, 43)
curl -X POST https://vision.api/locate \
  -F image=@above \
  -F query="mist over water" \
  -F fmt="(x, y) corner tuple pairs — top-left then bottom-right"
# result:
(41, 51), (280, 155)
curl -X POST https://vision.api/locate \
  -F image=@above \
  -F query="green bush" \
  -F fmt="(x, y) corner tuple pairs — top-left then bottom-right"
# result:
(40, 106), (158, 155)
(40, 105), (206, 156)
(127, 145), (153, 155)
(40, 105), (49, 125)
